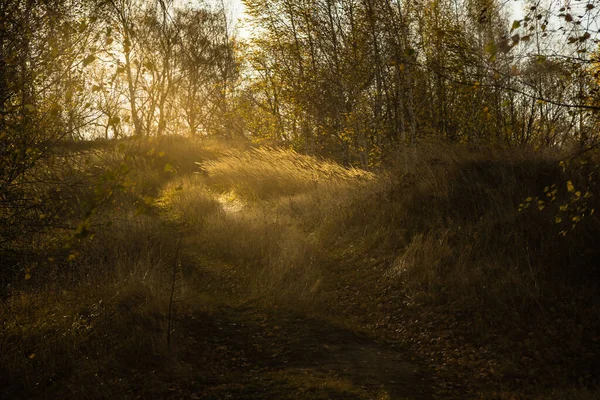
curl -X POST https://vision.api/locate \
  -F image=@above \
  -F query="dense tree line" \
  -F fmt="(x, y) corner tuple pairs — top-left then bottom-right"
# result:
(3, 1), (600, 161)
(240, 0), (600, 165)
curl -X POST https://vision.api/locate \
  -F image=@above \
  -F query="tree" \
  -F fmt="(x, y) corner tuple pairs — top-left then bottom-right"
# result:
(0, 0), (101, 259)
(176, 4), (238, 139)
(104, 0), (147, 136)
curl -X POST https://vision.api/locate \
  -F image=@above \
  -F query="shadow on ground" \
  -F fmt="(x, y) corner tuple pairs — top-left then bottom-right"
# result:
(172, 304), (431, 400)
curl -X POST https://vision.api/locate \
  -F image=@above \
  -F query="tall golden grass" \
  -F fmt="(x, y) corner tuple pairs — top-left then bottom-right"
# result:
(199, 147), (374, 201)
(163, 144), (600, 314)
(4, 140), (599, 397)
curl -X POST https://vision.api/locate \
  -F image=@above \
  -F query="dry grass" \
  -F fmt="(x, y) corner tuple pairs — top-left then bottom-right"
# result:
(162, 144), (600, 312)
(4, 141), (599, 398)
(1, 159), (186, 399)
(160, 147), (375, 307)
(1, 222), (181, 399)
(200, 147), (374, 201)
(157, 175), (223, 227)
(160, 184), (325, 306)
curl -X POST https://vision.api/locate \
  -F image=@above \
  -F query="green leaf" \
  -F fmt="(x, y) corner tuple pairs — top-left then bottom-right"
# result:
(511, 20), (521, 32)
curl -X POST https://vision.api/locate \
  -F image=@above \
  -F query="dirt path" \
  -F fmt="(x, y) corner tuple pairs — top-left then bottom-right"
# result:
(165, 244), (433, 399)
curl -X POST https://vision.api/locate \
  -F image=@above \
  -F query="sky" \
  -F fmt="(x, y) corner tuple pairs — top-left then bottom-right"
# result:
(229, 0), (248, 37)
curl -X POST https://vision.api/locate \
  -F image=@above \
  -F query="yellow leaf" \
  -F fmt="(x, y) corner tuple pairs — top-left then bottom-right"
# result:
(29, 353), (35, 359)
(82, 54), (95, 66)
(525, 197), (533, 202)
(48, 257), (55, 262)
(164, 163), (175, 173)
(567, 180), (574, 192)
(67, 253), (77, 261)
(555, 216), (562, 223)
(25, 273), (31, 280)
(39, 214), (46, 220)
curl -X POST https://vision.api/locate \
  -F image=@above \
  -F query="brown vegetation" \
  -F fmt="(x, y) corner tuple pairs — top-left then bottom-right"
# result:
(3, 0), (600, 398)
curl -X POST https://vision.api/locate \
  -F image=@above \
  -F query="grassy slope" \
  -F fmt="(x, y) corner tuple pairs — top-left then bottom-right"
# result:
(165, 143), (599, 398)
(2, 139), (599, 399)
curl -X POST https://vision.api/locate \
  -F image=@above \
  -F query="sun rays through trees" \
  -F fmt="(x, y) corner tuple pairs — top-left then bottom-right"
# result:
(2, 0), (600, 399)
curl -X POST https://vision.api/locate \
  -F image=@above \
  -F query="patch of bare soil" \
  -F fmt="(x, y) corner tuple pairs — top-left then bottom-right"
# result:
(173, 305), (431, 400)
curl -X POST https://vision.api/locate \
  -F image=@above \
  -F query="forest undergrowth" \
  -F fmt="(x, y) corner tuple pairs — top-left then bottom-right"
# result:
(2, 137), (599, 399)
